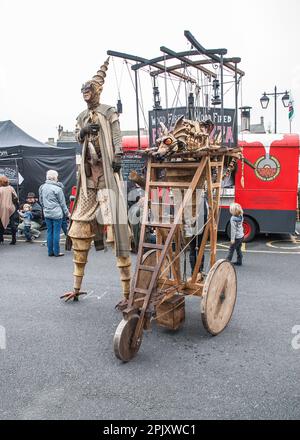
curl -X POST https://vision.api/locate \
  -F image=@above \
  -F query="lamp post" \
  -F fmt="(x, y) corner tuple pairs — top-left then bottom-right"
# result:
(260, 87), (290, 134)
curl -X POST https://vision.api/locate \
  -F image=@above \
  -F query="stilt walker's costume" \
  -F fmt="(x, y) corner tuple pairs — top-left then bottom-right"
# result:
(61, 58), (131, 306)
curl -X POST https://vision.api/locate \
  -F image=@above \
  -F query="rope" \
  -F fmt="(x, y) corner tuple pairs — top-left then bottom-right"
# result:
(156, 215), (211, 289)
(164, 55), (169, 109)
(137, 69), (149, 131)
(170, 75), (183, 108)
(125, 61), (149, 131)
(112, 57), (125, 100)
(240, 76), (244, 141)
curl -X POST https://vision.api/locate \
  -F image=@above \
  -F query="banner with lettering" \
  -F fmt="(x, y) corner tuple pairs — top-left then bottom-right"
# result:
(149, 107), (236, 147)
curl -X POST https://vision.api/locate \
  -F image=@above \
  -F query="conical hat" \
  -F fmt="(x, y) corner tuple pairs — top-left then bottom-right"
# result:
(92, 57), (110, 87)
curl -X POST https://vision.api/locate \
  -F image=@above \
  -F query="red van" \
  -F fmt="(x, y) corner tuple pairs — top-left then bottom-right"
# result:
(219, 134), (300, 241)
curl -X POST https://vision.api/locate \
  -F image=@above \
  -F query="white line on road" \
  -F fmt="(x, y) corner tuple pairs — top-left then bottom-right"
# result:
(216, 249), (300, 255)
(82, 290), (108, 301)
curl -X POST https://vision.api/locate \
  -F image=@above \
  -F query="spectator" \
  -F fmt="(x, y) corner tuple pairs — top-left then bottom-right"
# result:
(226, 203), (244, 266)
(18, 204), (37, 243)
(0, 175), (19, 245)
(39, 170), (70, 257)
(18, 192), (43, 238)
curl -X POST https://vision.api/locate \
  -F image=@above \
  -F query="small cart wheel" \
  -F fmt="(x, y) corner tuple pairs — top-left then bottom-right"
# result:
(113, 315), (143, 362)
(201, 259), (237, 336)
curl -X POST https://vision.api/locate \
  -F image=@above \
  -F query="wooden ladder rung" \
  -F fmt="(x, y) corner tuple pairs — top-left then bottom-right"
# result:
(145, 223), (173, 229)
(139, 265), (155, 272)
(142, 243), (164, 250)
(212, 183), (221, 189)
(151, 163), (199, 168)
(134, 288), (149, 295)
(209, 162), (223, 167)
(149, 181), (190, 188)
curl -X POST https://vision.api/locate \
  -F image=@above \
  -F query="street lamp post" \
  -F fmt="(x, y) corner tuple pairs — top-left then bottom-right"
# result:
(260, 87), (290, 134)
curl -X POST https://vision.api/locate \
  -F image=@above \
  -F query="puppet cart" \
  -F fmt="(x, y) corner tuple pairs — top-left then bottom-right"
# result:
(114, 149), (240, 362)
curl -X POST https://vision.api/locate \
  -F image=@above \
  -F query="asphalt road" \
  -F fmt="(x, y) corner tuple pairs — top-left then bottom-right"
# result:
(0, 230), (300, 420)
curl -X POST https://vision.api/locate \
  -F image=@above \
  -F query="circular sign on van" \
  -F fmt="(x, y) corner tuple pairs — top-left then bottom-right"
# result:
(254, 155), (281, 182)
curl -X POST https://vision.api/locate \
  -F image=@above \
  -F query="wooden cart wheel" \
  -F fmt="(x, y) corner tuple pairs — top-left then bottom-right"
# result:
(201, 259), (237, 336)
(137, 249), (172, 287)
(113, 314), (143, 362)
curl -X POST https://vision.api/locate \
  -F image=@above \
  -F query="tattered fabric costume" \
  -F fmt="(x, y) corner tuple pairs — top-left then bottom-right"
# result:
(62, 58), (131, 306)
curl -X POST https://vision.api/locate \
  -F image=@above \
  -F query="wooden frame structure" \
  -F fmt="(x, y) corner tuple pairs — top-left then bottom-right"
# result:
(114, 147), (239, 361)
(111, 31), (244, 362)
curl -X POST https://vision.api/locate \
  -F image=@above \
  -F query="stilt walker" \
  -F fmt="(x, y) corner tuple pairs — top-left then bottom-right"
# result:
(61, 58), (131, 307)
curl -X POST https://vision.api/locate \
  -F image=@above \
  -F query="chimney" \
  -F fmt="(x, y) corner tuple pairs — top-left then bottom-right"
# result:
(58, 125), (63, 139)
(240, 106), (252, 132)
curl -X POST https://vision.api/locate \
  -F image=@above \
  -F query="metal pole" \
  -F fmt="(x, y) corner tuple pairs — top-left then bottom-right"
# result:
(274, 85), (277, 134)
(15, 158), (20, 199)
(135, 70), (141, 149)
(153, 77), (159, 140)
(220, 54), (224, 146)
(234, 63), (238, 146)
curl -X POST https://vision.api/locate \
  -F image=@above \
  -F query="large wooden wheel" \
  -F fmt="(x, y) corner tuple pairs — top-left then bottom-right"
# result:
(201, 259), (237, 336)
(135, 249), (172, 292)
(113, 314), (143, 362)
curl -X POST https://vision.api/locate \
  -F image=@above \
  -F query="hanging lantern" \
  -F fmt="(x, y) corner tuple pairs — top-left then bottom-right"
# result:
(211, 79), (222, 106)
(153, 86), (162, 110)
(117, 99), (123, 114)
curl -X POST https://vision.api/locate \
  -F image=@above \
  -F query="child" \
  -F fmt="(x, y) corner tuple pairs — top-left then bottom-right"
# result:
(18, 204), (34, 242)
(226, 203), (244, 266)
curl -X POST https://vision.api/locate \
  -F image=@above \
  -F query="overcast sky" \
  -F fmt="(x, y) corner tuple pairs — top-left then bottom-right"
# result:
(1, 0), (300, 142)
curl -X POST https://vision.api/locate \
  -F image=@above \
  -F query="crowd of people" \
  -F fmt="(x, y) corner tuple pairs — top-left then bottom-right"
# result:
(0, 170), (70, 257)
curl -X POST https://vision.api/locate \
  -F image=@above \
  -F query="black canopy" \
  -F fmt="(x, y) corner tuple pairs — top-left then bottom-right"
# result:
(0, 120), (76, 203)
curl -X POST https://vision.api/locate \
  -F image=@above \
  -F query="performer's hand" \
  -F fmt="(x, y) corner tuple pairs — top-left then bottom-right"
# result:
(79, 123), (100, 139)
(112, 155), (122, 173)
(89, 124), (100, 134)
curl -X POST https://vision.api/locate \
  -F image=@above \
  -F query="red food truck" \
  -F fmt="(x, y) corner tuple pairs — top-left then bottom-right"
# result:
(219, 133), (300, 241)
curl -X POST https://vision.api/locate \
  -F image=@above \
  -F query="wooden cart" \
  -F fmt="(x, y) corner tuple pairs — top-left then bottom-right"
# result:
(114, 148), (239, 362)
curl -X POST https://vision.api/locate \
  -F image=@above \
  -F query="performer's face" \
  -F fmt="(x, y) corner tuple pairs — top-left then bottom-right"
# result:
(83, 89), (92, 103)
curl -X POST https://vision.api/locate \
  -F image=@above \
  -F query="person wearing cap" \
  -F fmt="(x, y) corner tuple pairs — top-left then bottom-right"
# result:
(61, 58), (131, 308)
(18, 192), (43, 238)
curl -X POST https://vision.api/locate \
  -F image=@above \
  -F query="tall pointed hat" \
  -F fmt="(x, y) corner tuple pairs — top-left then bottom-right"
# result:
(92, 57), (110, 89)
(81, 57), (110, 108)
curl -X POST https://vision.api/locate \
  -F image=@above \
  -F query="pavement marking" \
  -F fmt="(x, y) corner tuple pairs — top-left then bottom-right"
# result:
(216, 240), (300, 254)
(290, 235), (300, 244)
(82, 290), (108, 301)
(216, 248), (300, 255)
(81, 290), (95, 300)
(266, 238), (300, 250)
(2, 238), (66, 244)
(206, 243), (229, 249)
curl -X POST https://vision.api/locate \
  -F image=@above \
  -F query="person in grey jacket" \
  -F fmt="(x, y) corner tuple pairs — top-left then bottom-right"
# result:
(226, 203), (244, 266)
(39, 170), (70, 257)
